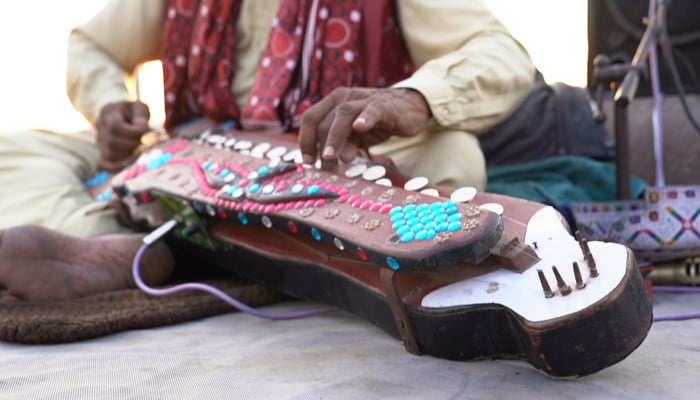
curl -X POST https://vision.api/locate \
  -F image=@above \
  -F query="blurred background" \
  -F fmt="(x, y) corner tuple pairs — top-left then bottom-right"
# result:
(0, 0), (588, 133)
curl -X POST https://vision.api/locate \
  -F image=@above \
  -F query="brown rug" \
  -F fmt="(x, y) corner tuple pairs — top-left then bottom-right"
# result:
(0, 276), (287, 344)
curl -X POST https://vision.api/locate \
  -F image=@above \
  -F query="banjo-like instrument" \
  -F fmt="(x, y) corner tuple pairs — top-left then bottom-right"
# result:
(106, 126), (652, 378)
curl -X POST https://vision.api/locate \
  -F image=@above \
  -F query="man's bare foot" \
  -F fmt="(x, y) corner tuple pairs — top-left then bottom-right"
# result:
(0, 225), (174, 303)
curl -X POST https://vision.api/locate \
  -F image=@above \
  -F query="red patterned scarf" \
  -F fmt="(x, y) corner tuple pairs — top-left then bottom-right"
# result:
(161, 0), (415, 131)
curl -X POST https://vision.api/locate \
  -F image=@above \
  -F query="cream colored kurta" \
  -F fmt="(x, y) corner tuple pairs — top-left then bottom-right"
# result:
(0, 0), (535, 237)
(67, 0), (535, 132)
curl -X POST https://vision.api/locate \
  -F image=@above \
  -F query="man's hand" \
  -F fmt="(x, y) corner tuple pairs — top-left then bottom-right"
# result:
(95, 101), (151, 173)
(298, 87), (430, 169)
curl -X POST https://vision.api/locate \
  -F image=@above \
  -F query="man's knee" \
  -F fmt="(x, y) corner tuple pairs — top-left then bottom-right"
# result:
(0, 129), (126, 237)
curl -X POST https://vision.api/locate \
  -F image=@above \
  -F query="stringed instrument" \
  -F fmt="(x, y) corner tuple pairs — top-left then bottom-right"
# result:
(107, 126), (653, 378)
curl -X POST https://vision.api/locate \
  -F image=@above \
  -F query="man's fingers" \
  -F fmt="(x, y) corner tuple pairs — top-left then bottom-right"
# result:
(130, 101), (151, 119)
(299, 89), (357, 164)
(128, 102), (151, 127)
(323, 101), (363, 161)
(97, 157), (132, 174)
(102, 112), (146, 141)
(101, 134), (142, 155)
(299, 96), (339, 164)
(338, 137), (361, 163)
(352, 104), (383, 133)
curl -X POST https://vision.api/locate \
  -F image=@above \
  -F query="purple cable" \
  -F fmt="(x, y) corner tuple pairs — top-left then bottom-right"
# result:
(653, 285), (700, 293)
(133, 243), (337, 320)
(653, 285), (700, 321)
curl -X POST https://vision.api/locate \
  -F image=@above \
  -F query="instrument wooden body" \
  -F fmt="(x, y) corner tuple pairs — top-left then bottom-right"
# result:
(109, 128), (653, 377)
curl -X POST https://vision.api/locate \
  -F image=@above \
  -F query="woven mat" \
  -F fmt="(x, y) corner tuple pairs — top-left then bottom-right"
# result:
(0, 276), (287, 344)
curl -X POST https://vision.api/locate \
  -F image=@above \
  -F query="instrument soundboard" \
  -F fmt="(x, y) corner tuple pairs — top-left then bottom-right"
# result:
(111, 129), (504, 272)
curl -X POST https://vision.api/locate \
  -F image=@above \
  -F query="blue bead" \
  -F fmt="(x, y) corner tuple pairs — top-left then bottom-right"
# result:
(202, 161), (212, 169)
(403, 204), (416, 213)
(146, 160), (160, 170)
(387, 257), (400, 270)
(84, 171), (110, 187)
(448, 221), (462, 231)
(420, 216), (433, 224)
(417, 210), (431, 219)
(396, 226), (411, 236)
(411, 224), (424, 233)
(307, 185), (320, 195)
(400, 232), (415, 242)
(404, 211), (418, 220)
(415, 230), (428, 241)
(390, 213), (405, 223)
(426, 230), (437, 239)
(445, 206), (459, 215)
(416, 203), (429, 212)
(97, 190), (113, 202)
(444, 200), (457, 209)
(238, 212), (248, 225)
(219, 169), (230, 177)
(311, 228), (322, 241)
(436, 222), (449, 232)
(218, 120), (235, 130)
(227, 185), (239, 195)
(407, 217), (420, 227)
(392, 221), (406, 230)
(448, 213), (463, 223)
(434, 214), (448, 224)
(250, 184), (261, 192)
(389, 206), (403, 216)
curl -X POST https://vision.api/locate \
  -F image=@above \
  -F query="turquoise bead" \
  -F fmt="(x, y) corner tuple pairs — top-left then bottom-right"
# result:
(448, 221), (462, 231)
(387, 257), (400, 270)
(411, 224), (424, 233)
(407, 217), (420, 227)
(238, 212), (248, 225)
(390, 213), (405, 223)
(400, 232), (415, 242)
(448, 213), (463, 223)
(397, 226), (411, 236)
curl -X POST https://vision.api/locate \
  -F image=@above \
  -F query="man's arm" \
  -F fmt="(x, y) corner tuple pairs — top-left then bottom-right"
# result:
(393, 0), (537, 134)
(66, 0), (165, 126)
(299, 0), (536, 166)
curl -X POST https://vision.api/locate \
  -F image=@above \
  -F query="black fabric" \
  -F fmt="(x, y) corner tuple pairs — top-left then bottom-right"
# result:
(479, 73), (614, 166)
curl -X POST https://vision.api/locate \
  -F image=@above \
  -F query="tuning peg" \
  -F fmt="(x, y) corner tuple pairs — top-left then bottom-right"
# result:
(573, 261), (586, 289)
(537, 269), (554, 298)
(552, 266), (572, 296)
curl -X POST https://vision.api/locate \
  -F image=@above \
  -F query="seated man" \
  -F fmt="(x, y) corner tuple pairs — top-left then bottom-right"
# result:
(0, 0), (536, 302)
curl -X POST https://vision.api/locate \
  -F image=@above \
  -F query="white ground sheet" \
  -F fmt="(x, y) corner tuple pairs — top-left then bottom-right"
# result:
(0, 291), (697, 400)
